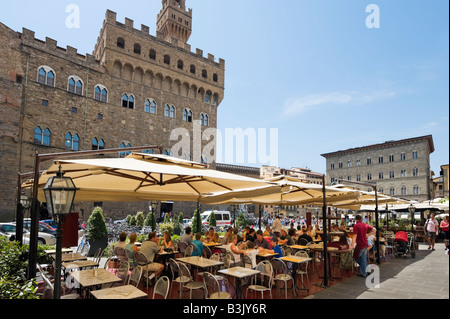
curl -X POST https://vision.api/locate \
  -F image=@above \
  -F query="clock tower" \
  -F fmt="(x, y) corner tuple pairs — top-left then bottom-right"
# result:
(157, 0), (192, 44)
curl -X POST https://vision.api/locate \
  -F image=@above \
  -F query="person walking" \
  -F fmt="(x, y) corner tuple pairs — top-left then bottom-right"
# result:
(439, 215), (449, 251)
(425, 213), (440, 251)
(272, 215), (282, 237)
(353, 215), (376, 277)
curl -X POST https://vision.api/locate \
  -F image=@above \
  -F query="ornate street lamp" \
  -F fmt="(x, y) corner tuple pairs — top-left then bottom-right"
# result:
(43, 166), (78, 299)
(408, 203), (416, 233)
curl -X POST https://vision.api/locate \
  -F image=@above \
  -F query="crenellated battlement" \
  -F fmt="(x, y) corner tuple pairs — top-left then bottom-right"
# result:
(102, 9), (225, 68)
(20, 27), (103, 71)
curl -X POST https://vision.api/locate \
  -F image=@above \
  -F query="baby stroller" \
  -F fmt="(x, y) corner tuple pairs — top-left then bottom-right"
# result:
(394, 231), (416, 259)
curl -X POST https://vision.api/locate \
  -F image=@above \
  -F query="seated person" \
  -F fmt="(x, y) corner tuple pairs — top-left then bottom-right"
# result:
(245, 241), (259, 269)
(263, 226), (274, 237)
(205, 228), (215, 243)
(259, 237), (283, 258)
(126, 232), (139, 267)
(279, 228), (295, 246)
(192, 233), (205, 256)
(162, 231), (174, 249)
(246, 228), (256, 244)
(139, 232), (165, 279)
(328, 235), (350, 250)
(114, 232), (128, 262)
(254, 230), (271, 250)
(297, 228), (313, 244)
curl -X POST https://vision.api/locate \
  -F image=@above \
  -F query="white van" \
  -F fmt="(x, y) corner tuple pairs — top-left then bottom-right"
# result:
(201, 210), (232, 227)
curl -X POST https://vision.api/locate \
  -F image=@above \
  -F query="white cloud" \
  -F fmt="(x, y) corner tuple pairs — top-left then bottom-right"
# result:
(283, 90), (396, 116)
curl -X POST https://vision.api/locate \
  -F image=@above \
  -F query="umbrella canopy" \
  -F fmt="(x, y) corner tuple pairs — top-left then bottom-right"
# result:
(23, 153), (273, 203)
(199, 175), (360, 205)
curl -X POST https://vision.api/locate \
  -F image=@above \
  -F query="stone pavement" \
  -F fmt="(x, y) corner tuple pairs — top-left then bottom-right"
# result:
(305, 243), (449, 299)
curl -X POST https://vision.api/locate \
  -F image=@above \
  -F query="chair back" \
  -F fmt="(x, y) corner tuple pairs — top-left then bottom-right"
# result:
(115, 247), (128, 263)
(178, 241), (189, 254)
(223, 253), (232, 268)
(295, 251), (309, 258)
(203, 245), (212, 258)
(255, 260), (273, 289)
(185, 245), (193, 257)
(191, 243), (200, 256)
(153, 276), (170, 299)
(284, 246), (292, 256)
(178, 261), (193, 281)
(298, 238), (309, 246)
(136, 252), (151, 266)
(203, 272), (224, 298)
(241, 255), (253, 269)
(271, 258), (288, 276)
(128, 266), (143, 287)
(116, 261), (130, 285)
(169, 258), (180, 277)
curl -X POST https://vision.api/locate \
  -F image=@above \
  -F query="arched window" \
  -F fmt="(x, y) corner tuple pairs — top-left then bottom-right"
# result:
(190, 65), (196, 74)
(149, 49), (156, 60)
(201, 113), (209, 126)
(145, 99), (157, 114)
(164, 104), (170, 117)
(92, 138), (105, 150)
(34, 126), (51, 146)
(143, 149), (155, 154)
(94, 85), (108, 103)
(177, 60), (184, 70)
(65, 132), (80, 151)
(122, 94), (135, 109)
(213, 73), (218, 82)
(202, 69), (207, 78)
(119, 142), (132, 158)
(205, 91), (212, 104)
(183, 109), (193, 122)
(117, 37), (125, 49)
(68, 76), (83, 95)
(164, 55), (170, 65)
(134, 43), (141, 54)
(37, 66), (55, 87)
(201, 156), (208, 164)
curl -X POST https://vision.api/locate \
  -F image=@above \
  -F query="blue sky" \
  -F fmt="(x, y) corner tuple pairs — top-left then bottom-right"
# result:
(1, 0), (448, 175)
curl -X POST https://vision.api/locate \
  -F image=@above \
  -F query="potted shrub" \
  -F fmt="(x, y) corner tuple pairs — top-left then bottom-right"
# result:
(86, 207), (108, 256)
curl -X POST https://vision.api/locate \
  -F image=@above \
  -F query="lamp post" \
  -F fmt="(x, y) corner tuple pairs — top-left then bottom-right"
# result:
(408, 203), (416, 233)
(150, 201), (158, 232)
(43, 166), (78, 299)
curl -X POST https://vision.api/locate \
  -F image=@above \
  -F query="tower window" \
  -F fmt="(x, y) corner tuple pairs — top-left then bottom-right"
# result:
(190, 65), (196, 74)
(213, 73), (218, 82)
(34, 126), (51, 146)
(202, 69), (207, 79)
(177, 60), (184, 70)
(149, 49), (156, 60)
(164, 55), (170, 65)
(117, 38), (125, 49)
(134, 43), (141, 54)
(122, 94), (135, 109)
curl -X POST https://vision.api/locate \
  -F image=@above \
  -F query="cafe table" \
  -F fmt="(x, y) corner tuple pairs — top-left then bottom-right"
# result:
(69, 268), (122, 298)
(218, 266), (260, 299)
(309, 245), (339, 280)
(90, 284), (147, 299)
(176, 256), (223, 269)
(203, 242), (221, 247)
(278, 255), (312, 296)
(44, 248), (73, 255)
(289, 245), (310, 251)
(61, 252), (88, 263)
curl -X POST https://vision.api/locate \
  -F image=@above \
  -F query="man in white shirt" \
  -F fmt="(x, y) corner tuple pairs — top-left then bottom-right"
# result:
(272, 215), (282, 237)
(425, 213), (440, 250)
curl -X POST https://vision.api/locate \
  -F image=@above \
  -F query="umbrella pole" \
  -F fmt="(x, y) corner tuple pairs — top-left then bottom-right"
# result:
(322, 175), (328, 287)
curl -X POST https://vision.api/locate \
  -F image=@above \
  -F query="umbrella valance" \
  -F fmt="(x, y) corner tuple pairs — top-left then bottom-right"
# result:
(200, 175), (360, 205)
(23, 153), (273, 203)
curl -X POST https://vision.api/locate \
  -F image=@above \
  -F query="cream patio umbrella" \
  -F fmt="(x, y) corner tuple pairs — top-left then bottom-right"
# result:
(200, 175), (361, 205)
(23, 153), (276, 203)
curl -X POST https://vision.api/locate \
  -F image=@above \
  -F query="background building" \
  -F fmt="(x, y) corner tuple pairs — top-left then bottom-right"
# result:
(0, 0), (225, 221)
(321, 135), (435, 202)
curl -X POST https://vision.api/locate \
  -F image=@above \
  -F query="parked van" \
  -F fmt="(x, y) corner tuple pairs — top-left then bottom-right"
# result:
(201, 210), (232, 227)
